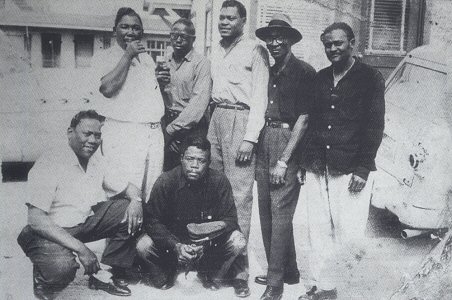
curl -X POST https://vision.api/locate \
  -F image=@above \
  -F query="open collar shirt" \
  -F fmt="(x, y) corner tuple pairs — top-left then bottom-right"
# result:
(91, 44), (164, 123)
(144, 166), (239, 250)
(266, 54), (316, 127)
(164, 49), (212, 136)
(26, 145), (128, 228)
(210, 35), (270, 143)
(301, 59), (385, 180)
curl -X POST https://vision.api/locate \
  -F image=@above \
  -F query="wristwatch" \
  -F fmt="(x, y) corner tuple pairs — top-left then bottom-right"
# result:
(277, 160), (288, 168)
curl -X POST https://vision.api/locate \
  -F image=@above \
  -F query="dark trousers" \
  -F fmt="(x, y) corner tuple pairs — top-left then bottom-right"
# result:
(17, 199), (136, 290)
(136, 230), (246, 286)
(162, 111), (208, 171)
(256, 126), (300, 287)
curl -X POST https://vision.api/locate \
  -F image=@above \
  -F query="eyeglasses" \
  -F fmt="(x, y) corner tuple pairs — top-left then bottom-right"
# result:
(170, 32), (195, 41)
(265, 36), (286, 45)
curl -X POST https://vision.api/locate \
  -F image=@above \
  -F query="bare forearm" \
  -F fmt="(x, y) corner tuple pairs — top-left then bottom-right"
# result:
(280, 114), (309, 163)
(28, 207), (86, 253)
(99, 52), (133, 98)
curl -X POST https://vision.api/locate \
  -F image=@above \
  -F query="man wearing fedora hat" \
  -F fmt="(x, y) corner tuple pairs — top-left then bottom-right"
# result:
(255, 13), (315, 300)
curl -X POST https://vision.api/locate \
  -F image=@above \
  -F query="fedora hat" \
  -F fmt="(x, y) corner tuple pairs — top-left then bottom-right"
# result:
(256, 13), (302, 44)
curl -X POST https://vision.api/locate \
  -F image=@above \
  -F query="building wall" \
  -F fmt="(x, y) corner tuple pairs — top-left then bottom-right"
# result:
(424, 0), (452, 46)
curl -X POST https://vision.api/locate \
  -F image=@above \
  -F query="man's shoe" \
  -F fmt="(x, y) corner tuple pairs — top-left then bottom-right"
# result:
(233, 279), (251, 298)
(197, 274), (220, 291)
(298, 286), (337, 300)
(88, 276), (131, 297)
(255, 270), (300, 286)
(260, 285), (283, 300)
(33, 284), (56, 300)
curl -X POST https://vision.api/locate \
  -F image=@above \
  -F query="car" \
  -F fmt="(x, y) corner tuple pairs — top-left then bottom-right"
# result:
(372, 43), (452, 238)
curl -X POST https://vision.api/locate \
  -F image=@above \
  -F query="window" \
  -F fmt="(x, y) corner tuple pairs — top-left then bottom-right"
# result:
(74, 34), (94, 68)
(147, 39), (171, 61)
(102, 35), (111, 49)
(367, 0), (424, 55)
(41, 33), (61, 68)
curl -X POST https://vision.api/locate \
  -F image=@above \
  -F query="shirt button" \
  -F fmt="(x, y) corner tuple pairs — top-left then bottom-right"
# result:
(328, 125), (332, 130)
(270, 101), (274, 104)
(326, 145), (331, 149)
(273, 84), (276, 88)
(331, 105), (335, 109)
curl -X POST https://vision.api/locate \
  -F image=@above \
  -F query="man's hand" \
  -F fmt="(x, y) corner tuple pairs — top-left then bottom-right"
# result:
(155, 68), (171, 86)
(77, 246), (100, 275)
(175, 243), (198, 264)
(125, 40), (147, 59)
(270, 164), (287, 185)
(236, 141), (254, 164)
(121, 199), (143, 235)
(348, 174), (367, 193)
(168, 140), (181, 153)
(296, 168), (306, 185)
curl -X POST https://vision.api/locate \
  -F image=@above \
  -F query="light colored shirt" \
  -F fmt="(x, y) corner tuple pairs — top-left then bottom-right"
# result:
(164, 49), (212, 136)
(27, 144), (127, 228)
(91, 44), (165, 123)
(211, 36), (269, 143)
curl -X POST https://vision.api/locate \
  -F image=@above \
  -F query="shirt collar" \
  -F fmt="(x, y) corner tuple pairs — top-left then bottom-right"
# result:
(220, 34), (244, 53)
(271, 53), (296, 77)
(169, 49), (194, 63)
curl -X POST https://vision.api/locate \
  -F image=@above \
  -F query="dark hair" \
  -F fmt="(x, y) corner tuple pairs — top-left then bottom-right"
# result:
(114, 7), (143, 28)
(221, 0), (246, 18)
(320, 22), (355, 42)
(70, 110), (104, 128)
(180, 134), (211, 158)
(172, 18), (196, 36)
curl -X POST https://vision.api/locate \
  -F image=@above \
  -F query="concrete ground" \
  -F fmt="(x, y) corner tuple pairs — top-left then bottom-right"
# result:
(0, 180), (438, 300)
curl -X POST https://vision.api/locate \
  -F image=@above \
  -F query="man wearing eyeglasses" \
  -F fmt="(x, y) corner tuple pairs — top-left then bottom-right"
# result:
(136, 135), (247, 295)
(208, 1), (269, 296)
(254, 14), (315, 300)
(156, 18), (212, 171)
(298, 22), (385, 300)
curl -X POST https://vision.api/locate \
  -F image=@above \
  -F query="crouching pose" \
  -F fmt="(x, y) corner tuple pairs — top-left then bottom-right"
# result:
(17, 110), (143, 299)
(137, 135), (248, 297)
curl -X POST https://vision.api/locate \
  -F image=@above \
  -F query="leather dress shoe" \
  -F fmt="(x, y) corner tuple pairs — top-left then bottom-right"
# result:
(158, 273), (177, 290)
(233, 279), (251, 298)
(33, 284), (56, 300)
(298, 286), (337, 300)
(255, 270), (300, 286)
(88, 276), (131, 297)
(197, 274), (220, 291)
(260, 285), (283, 300)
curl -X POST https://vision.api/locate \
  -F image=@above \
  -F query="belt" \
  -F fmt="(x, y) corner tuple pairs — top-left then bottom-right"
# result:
(265, 120), (290, 129)
(145, 121), (161, 129)
(216, 103), (250, 111)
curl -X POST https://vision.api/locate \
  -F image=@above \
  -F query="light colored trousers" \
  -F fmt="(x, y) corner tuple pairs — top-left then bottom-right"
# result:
(102, 118), (164, 202)
(304, 169), (374, 289)
(207, 107), (255, 280)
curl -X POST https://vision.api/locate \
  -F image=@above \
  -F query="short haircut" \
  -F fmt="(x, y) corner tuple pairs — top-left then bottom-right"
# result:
(320, 22), (355, 42)
(221, 0), (246, 18)
(180, 134), (211, 158)
(172, 18), (196, 36)
(69, 110), (104, 128)
(114, 7), (143, 28)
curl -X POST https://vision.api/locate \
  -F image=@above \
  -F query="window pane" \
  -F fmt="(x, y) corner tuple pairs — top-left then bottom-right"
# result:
(371, 0), (404, 51)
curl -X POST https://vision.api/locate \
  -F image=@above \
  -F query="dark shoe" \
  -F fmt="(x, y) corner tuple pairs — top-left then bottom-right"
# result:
(111, 267), (130, 288)
(260, 285), (283, 300)
(197, 273), (220, 291)
(233, 279), (251, 298)
(33, 284), (56, 300)
(298, 286), (337, 300)
(88, 276), (131, 297)
(255, 270), (300, 286)
(159, 273), (177, 290)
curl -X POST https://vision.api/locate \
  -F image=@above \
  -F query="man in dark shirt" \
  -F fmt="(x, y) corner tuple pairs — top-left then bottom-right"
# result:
(136, 135), (248, 297)
(298, 22), (385, 300)
(254, 14), (315, 300)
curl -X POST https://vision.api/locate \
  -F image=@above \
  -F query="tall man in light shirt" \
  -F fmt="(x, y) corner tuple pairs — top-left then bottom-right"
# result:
(156, 18), (212, 171)
(17, 110), (143, 299)
(92, 7), (165, 201)
(208, 0), (269, 297)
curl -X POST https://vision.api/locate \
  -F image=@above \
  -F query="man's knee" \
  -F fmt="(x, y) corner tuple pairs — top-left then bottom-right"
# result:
(225, 230), (247, 256)
(35, 258), (78, 287)
(136, 234), (161, 260)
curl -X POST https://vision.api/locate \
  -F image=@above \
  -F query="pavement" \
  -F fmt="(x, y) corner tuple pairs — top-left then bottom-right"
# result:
(0, 180), (438, 300)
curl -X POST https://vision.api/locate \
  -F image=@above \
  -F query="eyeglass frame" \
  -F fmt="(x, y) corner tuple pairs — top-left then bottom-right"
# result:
(170, 32), (196, 41)
(264, 36), (288, 45)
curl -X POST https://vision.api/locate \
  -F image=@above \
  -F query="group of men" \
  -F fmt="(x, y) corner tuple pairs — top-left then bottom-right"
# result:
(17, 1), (385, 300)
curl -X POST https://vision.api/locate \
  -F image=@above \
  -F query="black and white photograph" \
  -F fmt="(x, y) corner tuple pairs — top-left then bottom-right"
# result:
(1, 0), (451, 299)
